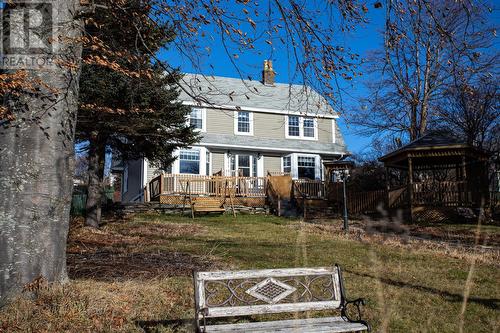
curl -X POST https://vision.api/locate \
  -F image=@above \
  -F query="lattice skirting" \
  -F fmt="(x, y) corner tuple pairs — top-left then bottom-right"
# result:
(159, 195), (266, 208)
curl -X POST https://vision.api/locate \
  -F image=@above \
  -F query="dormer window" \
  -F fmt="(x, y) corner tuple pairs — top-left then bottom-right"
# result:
(285, 115), (317, 140)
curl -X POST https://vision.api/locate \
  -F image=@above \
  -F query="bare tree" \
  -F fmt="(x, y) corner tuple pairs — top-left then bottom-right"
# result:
(352, 0), (496, 142)
(0, 0), (370, 301)
(437, 76), (499, 150)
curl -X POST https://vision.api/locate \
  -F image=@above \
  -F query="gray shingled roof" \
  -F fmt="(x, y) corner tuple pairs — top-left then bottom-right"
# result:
(379, 130), (473, 162)
(199, 132), (347, 156)
(178, 73), (336, 116)
(402, 130), (466, 149)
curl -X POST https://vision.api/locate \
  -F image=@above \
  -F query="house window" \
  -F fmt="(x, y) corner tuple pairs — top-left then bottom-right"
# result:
(238, 155), (250, 177)
(179, 149), (200, 174)
(189, 108), (204, 130)
(235, 111), (253, 135)
(298, 156), (316, 179)
(288, 116), (300, 137)
(303, 118), (315, 138)
(206, 151), (211, 175)
(283, 156), (291, 173)
(286, 116), (317, 139)
(238, 112), (250, 133)
(229, 154), (258, 177)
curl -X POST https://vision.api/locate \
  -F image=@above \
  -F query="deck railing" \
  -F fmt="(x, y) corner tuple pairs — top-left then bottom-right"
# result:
(293, 179), (326, 199)
(150, 174), (267, 199)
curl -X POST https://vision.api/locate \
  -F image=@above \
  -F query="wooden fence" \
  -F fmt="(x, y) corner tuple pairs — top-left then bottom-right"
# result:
(326, 183), (387, 214)
(346, 189), (387, 214)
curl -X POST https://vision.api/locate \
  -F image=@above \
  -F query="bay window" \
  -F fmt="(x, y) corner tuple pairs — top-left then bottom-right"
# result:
(298, 156), (316, 179)
(282, 156), (291, 173)
(179, 149), (200, 174)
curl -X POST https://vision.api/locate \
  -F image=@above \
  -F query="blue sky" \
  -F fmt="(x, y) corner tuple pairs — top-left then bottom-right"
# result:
(158, 4), (386, 155)
(157, 2), (499, 155)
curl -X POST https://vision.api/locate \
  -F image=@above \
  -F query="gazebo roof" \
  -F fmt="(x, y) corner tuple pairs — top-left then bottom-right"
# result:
(379, 130), (490, 167)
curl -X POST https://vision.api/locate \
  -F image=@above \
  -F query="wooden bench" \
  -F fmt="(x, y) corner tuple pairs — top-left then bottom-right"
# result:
(193, 265), (370, 332)
(191, 197), (226, 217)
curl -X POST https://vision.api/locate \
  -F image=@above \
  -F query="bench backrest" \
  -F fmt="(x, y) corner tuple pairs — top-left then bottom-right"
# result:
(194, 266), (343, 319)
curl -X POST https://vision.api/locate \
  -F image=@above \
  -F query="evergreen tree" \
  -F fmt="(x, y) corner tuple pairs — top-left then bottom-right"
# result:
(77, 1), (198, 227)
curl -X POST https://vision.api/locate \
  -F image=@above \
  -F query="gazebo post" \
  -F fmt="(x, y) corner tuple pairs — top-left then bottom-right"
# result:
(385, 167), (390, 208)
(461, 156), (467, 205)
(408, 157), (413, 223)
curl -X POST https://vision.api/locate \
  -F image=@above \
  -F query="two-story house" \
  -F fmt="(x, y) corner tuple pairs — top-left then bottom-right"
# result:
(117, 61), (348, 202)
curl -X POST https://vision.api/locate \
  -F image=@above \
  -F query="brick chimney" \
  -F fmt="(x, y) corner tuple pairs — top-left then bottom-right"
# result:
(262, 60), (276, 85)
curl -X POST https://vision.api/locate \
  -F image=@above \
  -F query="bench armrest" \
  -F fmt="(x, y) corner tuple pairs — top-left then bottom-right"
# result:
(341, 298), (371, 332)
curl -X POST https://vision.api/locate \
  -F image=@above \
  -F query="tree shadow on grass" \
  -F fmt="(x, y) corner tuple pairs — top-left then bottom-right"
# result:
(67, 250), (218, 281)
(346, 269), (499, 310)
(136, 318), (194, 333)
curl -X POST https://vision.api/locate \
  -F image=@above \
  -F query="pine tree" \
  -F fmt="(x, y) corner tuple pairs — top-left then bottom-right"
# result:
(77, 1), (198, 227)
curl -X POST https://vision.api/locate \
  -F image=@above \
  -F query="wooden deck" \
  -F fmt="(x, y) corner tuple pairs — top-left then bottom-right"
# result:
(147, 174), (267, 209)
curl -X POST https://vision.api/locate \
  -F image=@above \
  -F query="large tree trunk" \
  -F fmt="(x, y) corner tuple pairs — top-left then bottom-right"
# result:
(0, 1), (82, 303)
(85, 134), (106, 228)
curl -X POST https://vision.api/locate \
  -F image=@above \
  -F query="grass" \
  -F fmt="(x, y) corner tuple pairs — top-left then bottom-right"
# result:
(0, 213), (499, 332)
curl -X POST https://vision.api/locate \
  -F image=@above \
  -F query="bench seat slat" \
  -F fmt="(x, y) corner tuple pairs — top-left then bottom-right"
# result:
(205, 317), (368, 333)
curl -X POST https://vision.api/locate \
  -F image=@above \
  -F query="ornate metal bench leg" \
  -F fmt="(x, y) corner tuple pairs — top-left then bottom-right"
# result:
(336, 264), (371, 332)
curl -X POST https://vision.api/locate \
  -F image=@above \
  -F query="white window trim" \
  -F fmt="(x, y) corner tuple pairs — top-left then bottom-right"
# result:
(287, 153), (321, 180)
(234, 111), (254, 136)
(206, 151), (212, 176)
(142, 158), (148, 188)
(187, 107), (207, 132)
(285, 115), (318, 141)
(224, 152), (261, 177)
(174, 147), (208, 175)
(281, 155), (292, 174)
(332, 118), (336, 143)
